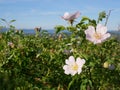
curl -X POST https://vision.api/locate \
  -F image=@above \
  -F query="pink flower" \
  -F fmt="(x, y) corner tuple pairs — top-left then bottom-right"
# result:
(62, 11), (80, 25)
(63, 56), (85, 76)
(85, 24), (111, 44)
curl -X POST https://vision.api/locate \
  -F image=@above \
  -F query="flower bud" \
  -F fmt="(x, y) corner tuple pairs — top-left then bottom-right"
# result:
(103, 61), (109, 68)
(0, 34), (2, 39)
(58, 34), (62, 40)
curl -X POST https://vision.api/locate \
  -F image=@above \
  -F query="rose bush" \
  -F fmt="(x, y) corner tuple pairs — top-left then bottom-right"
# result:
(0, 11), (120, 90)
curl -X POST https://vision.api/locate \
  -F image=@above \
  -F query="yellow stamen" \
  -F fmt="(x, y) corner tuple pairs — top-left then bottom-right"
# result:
(94, 33), (102, 39)
(72, 63), (78, 71)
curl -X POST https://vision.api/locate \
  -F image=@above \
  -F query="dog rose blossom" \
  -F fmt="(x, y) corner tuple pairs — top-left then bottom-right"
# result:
(62, 11), (80, 25)
(85, 24), (111, 44)
(63, 56), (85, 76)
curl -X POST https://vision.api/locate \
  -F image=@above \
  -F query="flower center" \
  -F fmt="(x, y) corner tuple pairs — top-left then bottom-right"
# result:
(72, 63), (78, 71)
(94, 33), (102, 39)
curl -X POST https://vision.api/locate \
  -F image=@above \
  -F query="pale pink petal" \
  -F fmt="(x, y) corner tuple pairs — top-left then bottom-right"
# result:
(74, 11), (80, 18)
(63, 56), (85, 76)
(101, 33), (111, 41)
(62, 11), (80, 21)
(76, 58), (85, 67)
(96, 24), (107, 34)
(62, 12), (70, 20)
(94, 40), (102, 44)
(65, 59), (69, 65)
(69, 11), (80, 20)
(85, 26), (96, 42)
(85, 26), (95, 36)
(85, 24), (111, 44)
(63, 65), (70, 75)
(71, 71), (77, 76)
(69, 56), (75, 63)
(77, 68), (82, 74)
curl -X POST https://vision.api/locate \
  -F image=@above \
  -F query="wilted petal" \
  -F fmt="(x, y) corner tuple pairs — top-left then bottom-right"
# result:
(69, 11), (80, 20)
(74, 11), (80, 18)
(62, 11), (80, 21)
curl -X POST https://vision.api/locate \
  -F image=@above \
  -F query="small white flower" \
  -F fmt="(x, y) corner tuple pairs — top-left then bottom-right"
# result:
(63, 56), (85, 76)
(85, 24), (111, 44)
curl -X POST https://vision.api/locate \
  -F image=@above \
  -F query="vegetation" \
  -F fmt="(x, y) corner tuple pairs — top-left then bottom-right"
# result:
(0, 11), (120, 90)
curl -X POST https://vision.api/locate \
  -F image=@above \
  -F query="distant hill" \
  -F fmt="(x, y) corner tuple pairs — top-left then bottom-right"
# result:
(0, 28), (120, 40)
(108, 31), (120, 40)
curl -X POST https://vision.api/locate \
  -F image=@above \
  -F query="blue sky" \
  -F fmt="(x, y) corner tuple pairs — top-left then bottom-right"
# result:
(0, 0), (120, 30)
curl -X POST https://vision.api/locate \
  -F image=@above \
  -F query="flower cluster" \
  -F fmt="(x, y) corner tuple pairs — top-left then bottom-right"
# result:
(62, 11), (111, 76)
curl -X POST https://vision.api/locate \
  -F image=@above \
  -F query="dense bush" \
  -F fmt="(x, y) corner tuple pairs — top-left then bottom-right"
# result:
(0, 11), (120, 90)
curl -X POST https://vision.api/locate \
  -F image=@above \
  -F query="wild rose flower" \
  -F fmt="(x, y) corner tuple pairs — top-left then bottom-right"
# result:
(85, 24), (111, 44)
(34, 27), (41, 32)
(63, 56), (85, 76)
(62, 11), (80, 25)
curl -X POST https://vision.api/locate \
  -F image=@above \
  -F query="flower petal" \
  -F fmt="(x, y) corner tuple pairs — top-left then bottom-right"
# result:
(69, 11), (80, 20)
(70, 70), (77, 76)
(63, 65), (70, 75)
(77, 68), (82, 74)
(62, 12), (70, 20)
(101, 33), (111, 41)
(85, 26), (95, 36)
(69, 56), (75, 63)
(76, 58), (85, 67)
(96, 24), (107, 34)
(74, 11), (80, 18)
(85, 26), (96, 43)
(62, 11), (80, 21)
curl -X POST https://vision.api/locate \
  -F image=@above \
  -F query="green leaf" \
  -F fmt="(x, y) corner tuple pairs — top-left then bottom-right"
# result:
(0, 18), (6, 22)
(97, 11), (106, 23)
(54, 25), (65, 34)
(10, 20), (16, 23)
